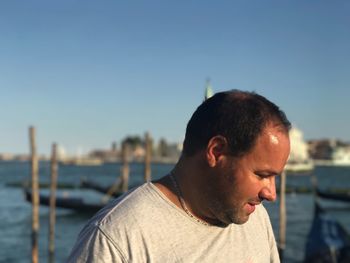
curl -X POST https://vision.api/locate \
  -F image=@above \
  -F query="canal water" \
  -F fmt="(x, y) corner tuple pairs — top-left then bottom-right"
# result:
(0, 161), (349, 262)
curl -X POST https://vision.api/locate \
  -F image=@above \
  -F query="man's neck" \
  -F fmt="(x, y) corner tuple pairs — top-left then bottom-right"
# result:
(154, 155), (222, 226)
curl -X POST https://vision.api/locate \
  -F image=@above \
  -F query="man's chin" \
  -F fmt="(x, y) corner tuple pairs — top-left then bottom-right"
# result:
(220, 212), (250, 225)
(230, 215), (250, 225)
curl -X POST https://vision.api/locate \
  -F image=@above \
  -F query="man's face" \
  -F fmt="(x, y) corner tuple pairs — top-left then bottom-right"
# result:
(207, 125), (290, 225)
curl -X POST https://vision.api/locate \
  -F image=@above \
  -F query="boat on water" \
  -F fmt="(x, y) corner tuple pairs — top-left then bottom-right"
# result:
(24, 189), (110, 214)
(80, 178), (127, 197)
(24, 175), (131, 213)
(304, 201), (350, 263)
(304, 175), (350, 262)
(285, 127), (314, 174)
(317, 189), (350, 203)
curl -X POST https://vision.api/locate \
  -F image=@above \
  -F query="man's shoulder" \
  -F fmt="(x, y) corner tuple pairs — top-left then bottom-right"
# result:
(68, 183), (168, 262)
(89, 182), (165, 229)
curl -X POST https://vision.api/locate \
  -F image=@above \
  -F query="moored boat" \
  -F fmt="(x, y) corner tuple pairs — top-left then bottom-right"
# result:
(317, 189), (350, 203)
(304, 202), (350, 262)
(24, 189), (106, 214)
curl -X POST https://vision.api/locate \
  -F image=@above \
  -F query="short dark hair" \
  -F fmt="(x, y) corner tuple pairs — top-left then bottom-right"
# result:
(182, 90), (291, 157)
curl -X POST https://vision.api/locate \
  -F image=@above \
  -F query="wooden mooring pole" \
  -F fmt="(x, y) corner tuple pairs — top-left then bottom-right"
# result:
(121, 142), (129, 192)
(279, 171), (287, 261)
(29, 126), (39, 263)
(102, 142), (129, 202)
(144, 132), (152, 182)
(48, 143), (58, 263)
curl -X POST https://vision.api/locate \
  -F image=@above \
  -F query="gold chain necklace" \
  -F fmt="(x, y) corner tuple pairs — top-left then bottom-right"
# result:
(169, 172), (209, 226)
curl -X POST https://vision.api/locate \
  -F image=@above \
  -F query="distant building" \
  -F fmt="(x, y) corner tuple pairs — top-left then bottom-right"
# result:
(57, 145), (67, 161)
(331, 146), (350, 165)
(165, 143), (182, 160)
(132, 145), (146, 160)
(308, 139), (350, 166)
(13, 154), (31, 161)
(89, 149), (119, 162)
(154, 138), (182, 163)
(289, 128), (310, 162)
(88, 142), (120, 162)
(308, 139), (349, 160)
(285, 127), (314, 172)
(0, 153), (14, 161)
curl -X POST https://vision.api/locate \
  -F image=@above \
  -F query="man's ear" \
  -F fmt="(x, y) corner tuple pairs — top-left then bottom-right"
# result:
(206, 136), (228, 167)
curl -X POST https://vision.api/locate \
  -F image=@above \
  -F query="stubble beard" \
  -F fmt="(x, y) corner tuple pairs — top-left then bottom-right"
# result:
(212, 168), (250, 225)
(208, 196), (249, 225)
(205, 161), (251, 226)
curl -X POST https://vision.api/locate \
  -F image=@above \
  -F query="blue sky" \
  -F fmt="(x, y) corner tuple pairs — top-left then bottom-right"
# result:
(0, 0), (349, 155)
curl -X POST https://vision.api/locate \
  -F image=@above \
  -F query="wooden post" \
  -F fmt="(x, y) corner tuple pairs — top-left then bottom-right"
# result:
(144, 132), (152, 182)
(121, 142), (129, 192)
(48, 143), (58, 262)
(29, 126), (39, 263)
(278, 171), (287, 261)
(102, 142), (129, 202)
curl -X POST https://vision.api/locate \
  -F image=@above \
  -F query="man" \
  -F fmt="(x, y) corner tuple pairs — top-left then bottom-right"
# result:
(67, 90), (291, 263)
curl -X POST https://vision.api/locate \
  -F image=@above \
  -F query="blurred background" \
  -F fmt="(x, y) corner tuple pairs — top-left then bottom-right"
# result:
(0, 1), (349, 262)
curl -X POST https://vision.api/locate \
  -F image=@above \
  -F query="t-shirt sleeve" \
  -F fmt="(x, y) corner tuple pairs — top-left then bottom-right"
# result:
(66, 224), (127, 263)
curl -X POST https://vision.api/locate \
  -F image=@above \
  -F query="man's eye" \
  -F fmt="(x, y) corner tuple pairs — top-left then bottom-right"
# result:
(255, 173), (267, 178)
(255, 173), (274, 178)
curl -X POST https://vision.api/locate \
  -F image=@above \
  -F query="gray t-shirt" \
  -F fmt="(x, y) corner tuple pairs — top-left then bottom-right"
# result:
(67, 183), (280, 263)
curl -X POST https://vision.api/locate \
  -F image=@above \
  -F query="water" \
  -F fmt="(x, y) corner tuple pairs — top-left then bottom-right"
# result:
(0, 161), (349, 262)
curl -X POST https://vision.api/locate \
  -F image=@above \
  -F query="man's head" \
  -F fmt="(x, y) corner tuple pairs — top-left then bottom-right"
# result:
(181, 90), (291, 225)
(183, 90), (291, 157)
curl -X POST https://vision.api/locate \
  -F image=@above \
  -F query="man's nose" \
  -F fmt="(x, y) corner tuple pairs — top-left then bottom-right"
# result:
(259, 177), (277, 202)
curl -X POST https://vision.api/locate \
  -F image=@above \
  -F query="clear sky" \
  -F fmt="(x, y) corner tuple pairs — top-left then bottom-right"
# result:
(0, 0), (349, 155)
